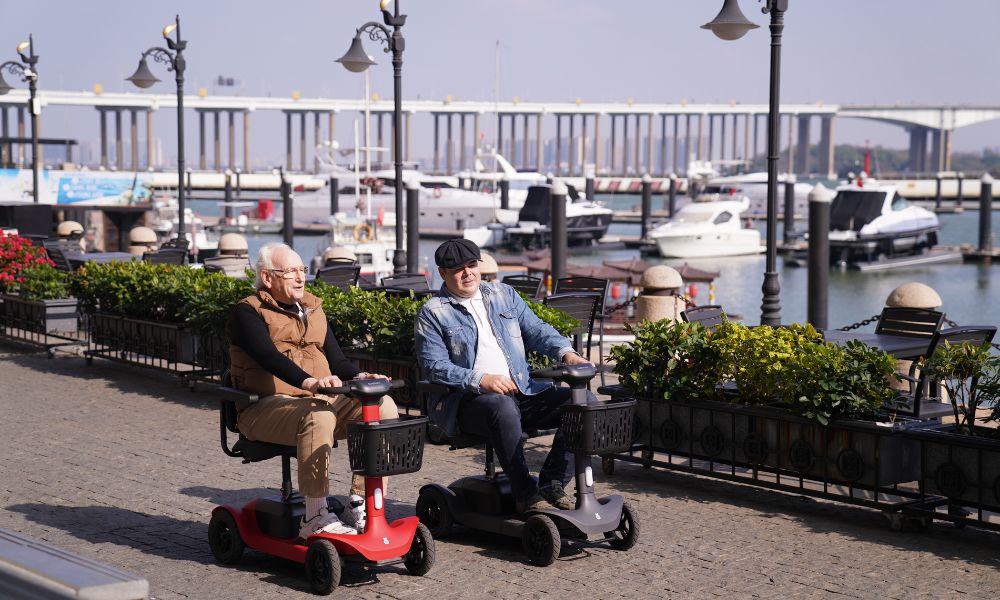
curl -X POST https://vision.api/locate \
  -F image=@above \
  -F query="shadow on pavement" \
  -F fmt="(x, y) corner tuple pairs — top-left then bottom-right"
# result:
(597, 458), (1000, 569)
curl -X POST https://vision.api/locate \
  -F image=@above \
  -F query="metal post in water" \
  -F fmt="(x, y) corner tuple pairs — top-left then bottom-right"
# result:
(584, 163), (595, 202)
(783, 173), (796, 244)
(956, 172), (964, 209)
(979, 173), (993, 253)
(499, 178), (510, 210)
(223, 169), (233, 223)
(640, 174), (652, 240)
(549, 181), (567, 283)
(668, 172), (677, 218)
(807, 183), (832, 330)
(407, 178), (420, 272)
(281, 174), (294, 248)
(329, 176), (339, 216)
(934, 172), (943, 210)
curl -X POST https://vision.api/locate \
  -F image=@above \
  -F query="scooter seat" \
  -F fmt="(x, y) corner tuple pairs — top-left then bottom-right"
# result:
(232, 436), (296, 463)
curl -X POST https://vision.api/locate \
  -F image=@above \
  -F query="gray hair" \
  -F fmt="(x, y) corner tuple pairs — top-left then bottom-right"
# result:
(254, 242), (293, 289)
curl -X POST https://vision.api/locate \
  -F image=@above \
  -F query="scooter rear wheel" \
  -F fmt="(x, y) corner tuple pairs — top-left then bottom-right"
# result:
(521, 514), (560, 566)
(207, 510), (245, 565)
(416, 488), (453, 538)
(606, 500), (640, 551)
(403, 522), (436, 576)
(305, 539), (341, 595)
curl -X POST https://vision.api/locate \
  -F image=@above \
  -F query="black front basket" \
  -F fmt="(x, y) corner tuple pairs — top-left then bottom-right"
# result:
(560, 399), (636, 455)
(347, 416), (428, 477)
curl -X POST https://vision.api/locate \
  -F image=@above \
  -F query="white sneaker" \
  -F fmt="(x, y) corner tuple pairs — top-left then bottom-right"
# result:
(340, 494), (366, 532)
(299, 507), (357, 539)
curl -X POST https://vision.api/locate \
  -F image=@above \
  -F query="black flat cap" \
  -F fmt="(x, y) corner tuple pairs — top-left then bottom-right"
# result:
(435, 238), (481, 268)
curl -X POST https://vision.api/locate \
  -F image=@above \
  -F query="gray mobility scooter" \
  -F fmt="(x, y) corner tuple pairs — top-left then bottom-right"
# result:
(416, 363), (639, 565)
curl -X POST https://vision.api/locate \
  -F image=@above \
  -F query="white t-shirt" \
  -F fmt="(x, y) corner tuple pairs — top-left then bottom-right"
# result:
(456, 290), (511, 378)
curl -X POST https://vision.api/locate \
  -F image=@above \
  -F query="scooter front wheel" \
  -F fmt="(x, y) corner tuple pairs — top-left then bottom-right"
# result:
(606, 500), (640, 551)
(403, 522), (436, 576)
(416, 488), (453, 539)
(207, 510), (244, 565)
(521, 514), (561, 566)
(305, 539), (342, 595)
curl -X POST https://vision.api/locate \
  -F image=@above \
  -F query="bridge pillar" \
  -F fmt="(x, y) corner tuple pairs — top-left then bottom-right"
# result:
(459, 113), (467, 172)
(930, 128), (942, 172)
(98, 109), (107, 169)
(908, 126), (927, 173)
(707, 114), (715, 163)
(609, 115), (617, 175)
(114, 109), (123, 170)
(659, 114), (667, 176)
(819, 116), (836, 180)
(299, 112), (307, 172)
(697, 113), (705, 161)
(592, 113), (600, 174)
(796, 115), (811, 175)
(634, 114), (642, 175)
(245, 111), (253, 172)
(535, 113), (542, 172)
(581, 114), (588, 175)
(203, 110), (210, 170)
(283, 111), (291, 171)
(432, 113), (439, 174)
(786, 114), (796, 175)
(673, 114), (680, 175)
(130, 110), (139, 171)
(406, 111), (412, 163)
(446, 112), (454, 176)
(743, 113), (751, 169)
(554, 114), (562, 176)
(623, 114), (630, 175)
(647, 114), (654, 176)
(213, 111), (222, 171)
(146, 109), (154, 169)
(312, 112), (320, 173)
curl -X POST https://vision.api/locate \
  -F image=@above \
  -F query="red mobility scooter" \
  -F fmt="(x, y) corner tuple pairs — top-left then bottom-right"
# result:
(208, 377), (434, 594)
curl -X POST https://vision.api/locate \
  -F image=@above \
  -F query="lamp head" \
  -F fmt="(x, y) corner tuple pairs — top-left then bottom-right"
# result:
(701, 0), (759, 41)
(15, 40), (30, 62)
(126, 58), (160, 89)
(336, 36), (376, 73)
(162, 23), (177, 40)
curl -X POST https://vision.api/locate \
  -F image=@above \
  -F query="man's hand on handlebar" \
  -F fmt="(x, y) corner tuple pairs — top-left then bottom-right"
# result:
(562, 352), (592, 366)
(480, 374), (518, 395)
(302, 375), (343, 394)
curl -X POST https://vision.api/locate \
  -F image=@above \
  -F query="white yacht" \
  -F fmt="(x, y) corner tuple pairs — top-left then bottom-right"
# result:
(456, 150), (547, 208)
(311, 210), (398, 284)
(648, 197), (762, 258)
(699, 171), (813, 219)
(827, 180), (940, 265)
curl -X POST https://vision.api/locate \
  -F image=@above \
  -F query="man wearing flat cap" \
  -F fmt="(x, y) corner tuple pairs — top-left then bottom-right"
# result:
(415, 238), (594, 512)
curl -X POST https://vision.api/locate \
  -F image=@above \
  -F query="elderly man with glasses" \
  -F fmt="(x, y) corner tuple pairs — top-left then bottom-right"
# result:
(415, 238), (594, 513)
(227, 242), (397, 539)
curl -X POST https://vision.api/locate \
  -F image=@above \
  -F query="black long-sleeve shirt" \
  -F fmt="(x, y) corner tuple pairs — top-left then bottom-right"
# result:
(229, 301), (360, 390)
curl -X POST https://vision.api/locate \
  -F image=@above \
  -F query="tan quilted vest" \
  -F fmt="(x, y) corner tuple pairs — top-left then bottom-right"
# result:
(228, 290), (332, 399)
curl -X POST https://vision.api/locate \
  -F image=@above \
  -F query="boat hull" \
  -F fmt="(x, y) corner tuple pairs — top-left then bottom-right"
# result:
(653, 230), (763, 258)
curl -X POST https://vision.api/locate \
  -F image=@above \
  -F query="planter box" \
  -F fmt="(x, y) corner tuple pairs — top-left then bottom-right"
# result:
(90, 312), (196, 365)
(627, 390), (920, 488)
(0, 294), (79, 335)
(195, 334), (229, 376)
(905, 426), (1000, 512)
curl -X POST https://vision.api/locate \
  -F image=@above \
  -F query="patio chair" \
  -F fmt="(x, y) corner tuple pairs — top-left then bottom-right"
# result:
(380, 273), (430, 292)
(315, 264), (361, 291)
(543, 292), (601, 363)
(202, 255), (251, 278)
(874, 307), (944, 338)
(681, 305), (727, 329)
(553, 277), (610, 381)
(894, 325), (997, 419)
(503, 274), (544, 300)
(42, 242), (78, 273)
(143, 250), (187, 265)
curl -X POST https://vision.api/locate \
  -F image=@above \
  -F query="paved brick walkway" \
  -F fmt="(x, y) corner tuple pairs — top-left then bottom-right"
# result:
(1, 341), (998, 599)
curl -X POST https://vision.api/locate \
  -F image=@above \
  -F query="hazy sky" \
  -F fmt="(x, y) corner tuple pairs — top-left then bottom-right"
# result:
(3, 0), (1000, 166)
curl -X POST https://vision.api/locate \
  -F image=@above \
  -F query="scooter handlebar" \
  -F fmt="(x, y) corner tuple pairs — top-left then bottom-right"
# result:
(529, 363), (598, 382)
(317, 378), (405, 397)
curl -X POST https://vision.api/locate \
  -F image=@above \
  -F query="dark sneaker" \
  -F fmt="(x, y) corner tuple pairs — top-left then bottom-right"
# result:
(538, 480), (575, 510)
(515, 493), (548, 514)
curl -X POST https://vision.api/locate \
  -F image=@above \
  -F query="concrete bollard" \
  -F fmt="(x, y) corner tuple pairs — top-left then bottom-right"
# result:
(634, 265), (685, 323)
(329, 176), (339, 216)
(550, 180), (568, 283)
(479, 252), (498, 281)
(885, 282), (944, 393)
(127, 225), (158, 256)
(783, 173), (797, 243)
(807, 183), (833, 330)
(640, 173), (652, 240)
(979, 173), (993, 253)
(667, 172), (678, 218)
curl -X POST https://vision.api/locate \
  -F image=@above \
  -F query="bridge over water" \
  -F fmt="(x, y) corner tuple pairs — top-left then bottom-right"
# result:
(1, 90), (996, 179)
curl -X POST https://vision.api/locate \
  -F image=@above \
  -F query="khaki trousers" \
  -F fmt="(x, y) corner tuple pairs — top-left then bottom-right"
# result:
(237, 393), (399, 498)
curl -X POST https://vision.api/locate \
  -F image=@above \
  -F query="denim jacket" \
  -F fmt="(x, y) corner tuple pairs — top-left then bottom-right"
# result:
(414, 281), (576, 437)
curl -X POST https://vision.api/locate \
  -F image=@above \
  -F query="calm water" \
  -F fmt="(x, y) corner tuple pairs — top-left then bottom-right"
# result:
(192, 195), (1000, 331)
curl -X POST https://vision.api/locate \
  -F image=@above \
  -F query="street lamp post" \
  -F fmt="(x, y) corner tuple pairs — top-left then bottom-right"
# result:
(0, 35), (40, 203)
(703, 0), (787, 326)
(126, 15), (187, 242)
(338, 0), (411, 274)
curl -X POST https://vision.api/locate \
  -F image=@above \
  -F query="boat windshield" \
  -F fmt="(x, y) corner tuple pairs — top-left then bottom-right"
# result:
(891, 194), (910, 211)
(713, 211), (734, 224)
(830, 190), (886, 231)
(674, 211), (716, 223)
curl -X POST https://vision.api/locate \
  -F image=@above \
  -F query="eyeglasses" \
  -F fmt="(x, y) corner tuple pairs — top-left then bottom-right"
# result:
(269, 266), (307, 279)
(446, 261), (480, 275)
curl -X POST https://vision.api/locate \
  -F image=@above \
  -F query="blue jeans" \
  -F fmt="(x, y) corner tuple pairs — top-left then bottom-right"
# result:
(457, 386), (595, 502)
